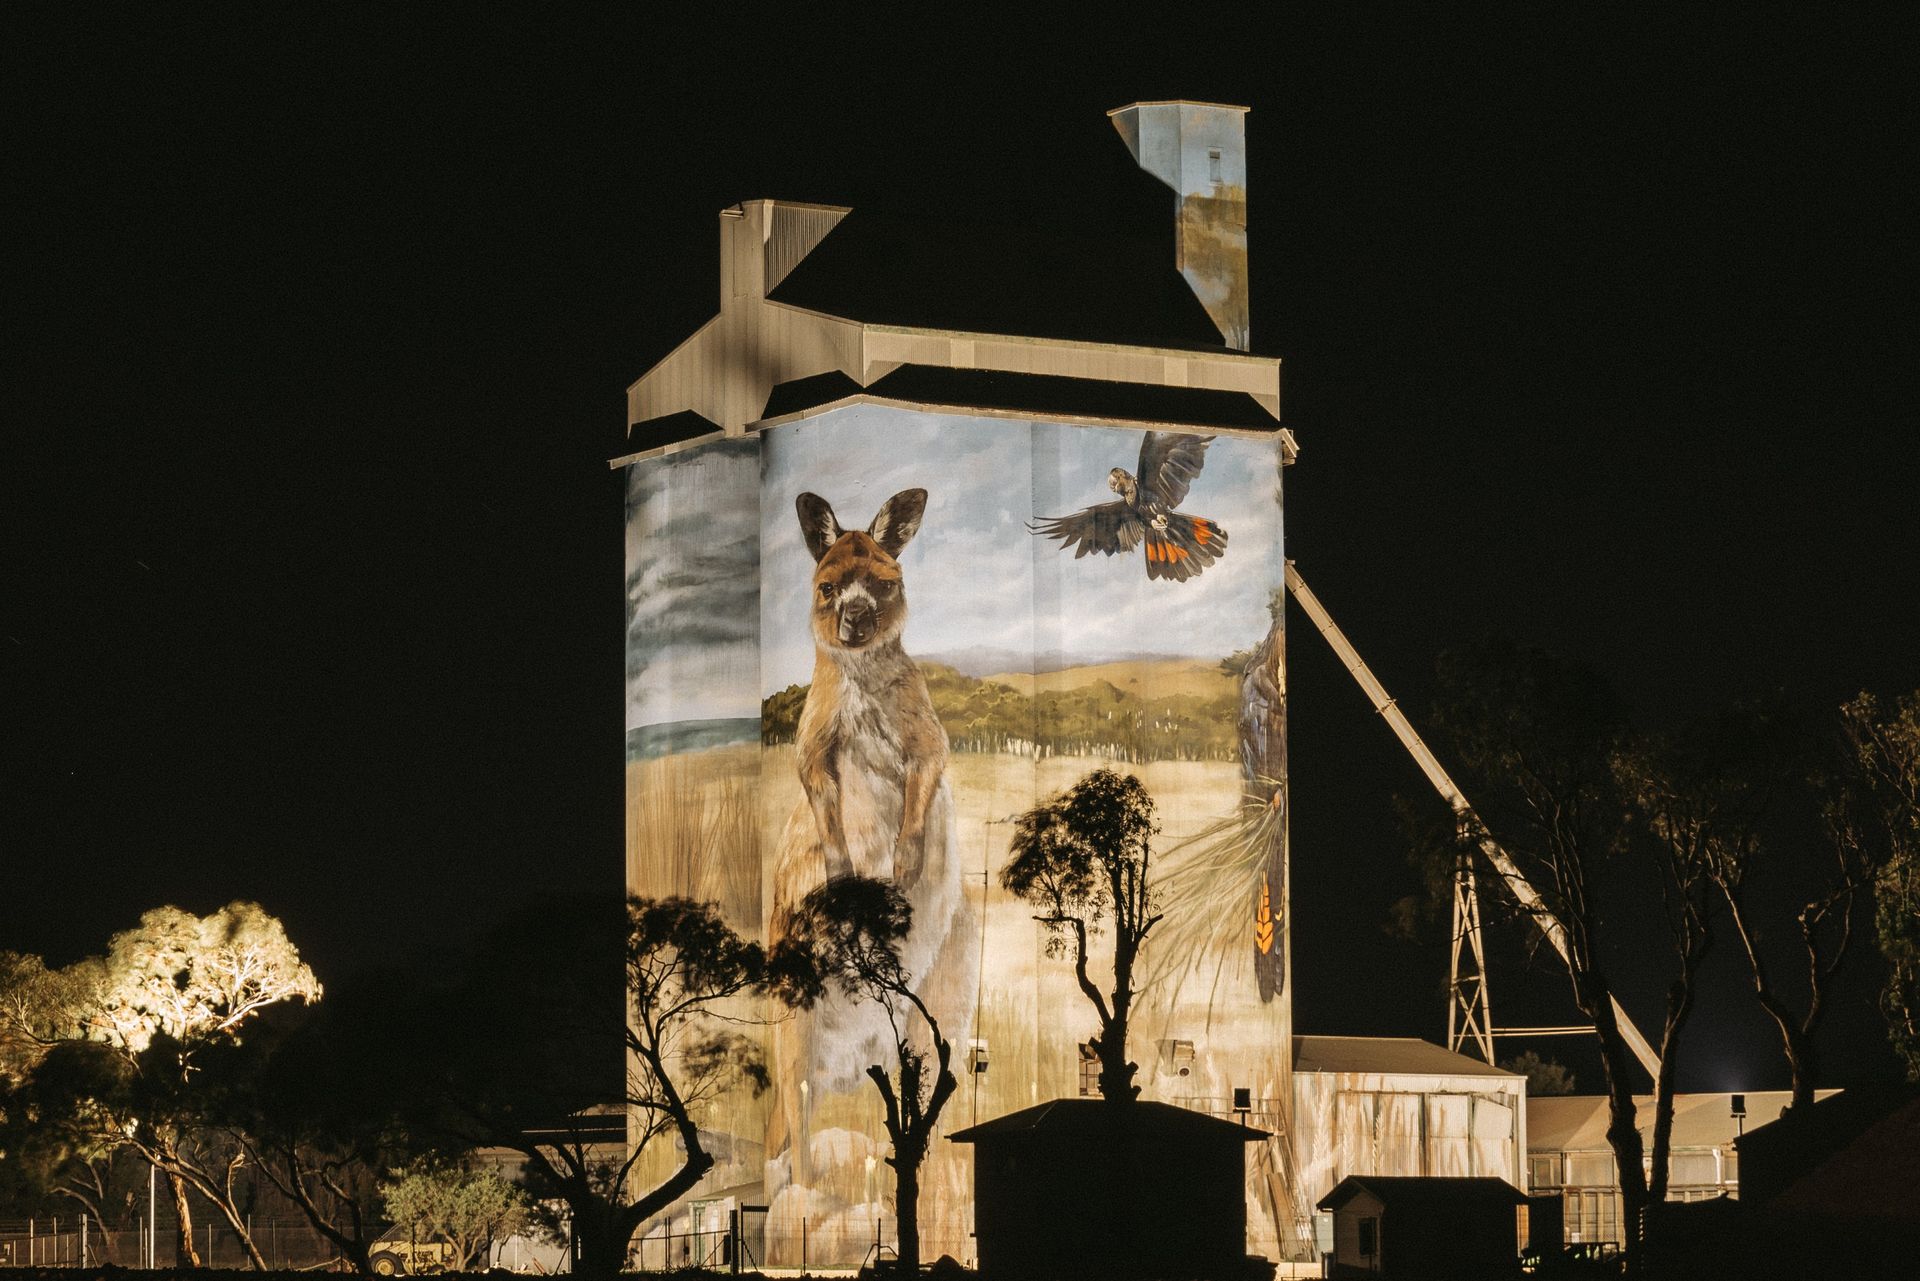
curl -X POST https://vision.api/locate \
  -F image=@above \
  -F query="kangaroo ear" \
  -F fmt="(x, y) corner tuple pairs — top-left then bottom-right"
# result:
(796, 493), (843, 563)
(868, 489), (927, 556)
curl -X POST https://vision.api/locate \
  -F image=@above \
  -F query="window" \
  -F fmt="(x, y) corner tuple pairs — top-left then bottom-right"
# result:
(1357, 1216), (1378, 1258)
(1077, 1042), (1099, 1097)
(1208, 148), (1223, 183)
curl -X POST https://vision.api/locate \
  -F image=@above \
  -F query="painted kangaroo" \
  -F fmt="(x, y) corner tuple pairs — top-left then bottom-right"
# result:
(768, 488), (976, 1233)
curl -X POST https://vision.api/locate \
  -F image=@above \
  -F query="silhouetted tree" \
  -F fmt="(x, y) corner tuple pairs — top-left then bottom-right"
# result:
(231, 978), (420, 1276)
(1843, 690), (1920, 1079)
(1424, 639), (1659, 1245)
(1647, 702), (1871, 1111)
(1002, 768), (1162, 1103)
(770, 875), (956, 1274)
(427, 895), (766, 1277)
(1614, 712), (1752, 1202)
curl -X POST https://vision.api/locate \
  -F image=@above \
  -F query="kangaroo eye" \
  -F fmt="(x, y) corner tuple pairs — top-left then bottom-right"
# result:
(818, 582), (835, 600)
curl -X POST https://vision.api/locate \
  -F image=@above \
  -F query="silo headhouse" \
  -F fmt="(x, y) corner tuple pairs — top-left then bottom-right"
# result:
(618, 102), (1299, 1266)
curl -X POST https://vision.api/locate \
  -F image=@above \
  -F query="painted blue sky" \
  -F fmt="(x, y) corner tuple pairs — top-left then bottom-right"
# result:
(759, 405), (1284, 696)
(624, 407), (1285, 728)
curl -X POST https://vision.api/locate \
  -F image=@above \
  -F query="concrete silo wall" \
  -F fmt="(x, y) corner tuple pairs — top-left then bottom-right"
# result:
(623, 404), (1292, 1263)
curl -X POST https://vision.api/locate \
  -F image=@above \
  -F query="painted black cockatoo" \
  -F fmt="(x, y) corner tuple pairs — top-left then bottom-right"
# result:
(1029, 432), (1228, 582)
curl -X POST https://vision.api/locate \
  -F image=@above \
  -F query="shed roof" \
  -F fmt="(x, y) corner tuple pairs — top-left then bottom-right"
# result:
(1526, 1090), (1834, 1153)
(1317, 1175), (1528, 1214)
(1293, 1035), (1520, 1079)
(1739, 1085), (1920, 1222)
(948, 1098), (1268, 1145)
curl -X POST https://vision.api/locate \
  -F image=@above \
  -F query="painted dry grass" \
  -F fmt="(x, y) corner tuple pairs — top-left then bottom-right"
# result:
(630, 743), (1292, 1257)
(634, 745), (1280, 1074)
(626, 744), (761, 929)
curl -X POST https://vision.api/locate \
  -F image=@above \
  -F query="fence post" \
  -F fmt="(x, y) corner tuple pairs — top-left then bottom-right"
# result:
(82, 1212), (89, 1264)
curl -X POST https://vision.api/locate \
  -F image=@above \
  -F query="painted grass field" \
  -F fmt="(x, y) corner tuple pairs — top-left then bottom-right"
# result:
(624, 741), (1294, 1261)
(625, 742), (1288, 1107)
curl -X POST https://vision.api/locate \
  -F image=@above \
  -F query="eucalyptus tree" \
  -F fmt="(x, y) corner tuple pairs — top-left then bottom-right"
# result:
(2, 903), (320, 1269)
(1843, 689), (1920, 1079)
(427, 894), (768, 1277)
(1002, 768), (1162, 1104)
(1424, 639), (1660, 1244)
(771, 875), (957, 1274)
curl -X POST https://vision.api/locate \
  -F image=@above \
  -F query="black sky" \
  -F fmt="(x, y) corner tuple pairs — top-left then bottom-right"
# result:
(6, 11), (1915, 1092)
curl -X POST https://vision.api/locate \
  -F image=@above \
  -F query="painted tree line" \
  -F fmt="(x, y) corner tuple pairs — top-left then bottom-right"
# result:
(762, 663), (1241, 762)
(1399, 639), (1920, 1258)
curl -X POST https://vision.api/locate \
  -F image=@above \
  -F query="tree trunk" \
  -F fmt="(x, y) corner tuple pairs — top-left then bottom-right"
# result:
(571, 1201), (645, 1280)
(203, 1187), (270, 1270)
(1585, 983), (1650, 1258)
(254, 1145), (378, 1277)
(1784, 1023), (1818, 1111)
(1647, 1042), (1681, 1204)
(1098, 1004), (1138, 1102)
(894, 1152), (922, 1274)
(169, 1170), (203, 1268)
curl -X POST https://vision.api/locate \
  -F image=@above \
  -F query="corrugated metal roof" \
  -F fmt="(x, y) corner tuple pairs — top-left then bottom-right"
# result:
(1293, 1035), (1521, 1079)
(947, 1098), (1268, 1143)
(1527, 1090), (1830, 1152)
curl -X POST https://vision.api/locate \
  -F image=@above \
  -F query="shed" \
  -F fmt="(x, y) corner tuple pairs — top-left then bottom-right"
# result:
(949, 1098), (1268, 1280)
(1315, 1175), (1526, 1279)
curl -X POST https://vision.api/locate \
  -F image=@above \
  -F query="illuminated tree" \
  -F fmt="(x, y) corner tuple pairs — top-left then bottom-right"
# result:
(0, 952), (100, 1087)
(770, 875), (957, 1274)
(5, 902), (321, 1268)
(1002, 768), (1162, 1103)
(0, 974), (137, 1261)
(380, 1159), (530, 1270)
(92, 903), (321, 1055)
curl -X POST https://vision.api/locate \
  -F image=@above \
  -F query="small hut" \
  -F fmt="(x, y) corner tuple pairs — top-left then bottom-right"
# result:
(1315, 1175), (1526, 1279)
(949, 1099), (1267, 1280)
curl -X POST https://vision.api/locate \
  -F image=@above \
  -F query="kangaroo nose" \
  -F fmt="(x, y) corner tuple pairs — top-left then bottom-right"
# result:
(837, 600), (875, 645)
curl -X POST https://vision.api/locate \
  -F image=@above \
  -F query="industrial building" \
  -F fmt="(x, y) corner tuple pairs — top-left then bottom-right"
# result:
(616, 101), (1546, 1270)
(1525, 1090), (1837, 1247)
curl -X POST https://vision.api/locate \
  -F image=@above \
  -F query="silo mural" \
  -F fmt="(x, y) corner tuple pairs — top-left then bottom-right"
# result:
(624, 403), (1291, 1263)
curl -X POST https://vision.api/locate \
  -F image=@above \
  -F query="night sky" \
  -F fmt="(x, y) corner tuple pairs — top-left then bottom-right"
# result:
(7, 12), (1915, 1093)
